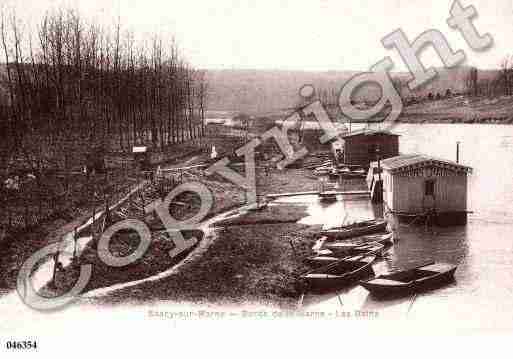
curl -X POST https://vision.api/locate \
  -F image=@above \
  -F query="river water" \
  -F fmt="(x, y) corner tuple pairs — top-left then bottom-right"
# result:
(289, 123), (513, 330)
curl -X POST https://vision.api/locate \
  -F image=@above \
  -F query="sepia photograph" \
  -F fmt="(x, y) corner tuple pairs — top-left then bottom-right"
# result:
(0, 0), (512, 356)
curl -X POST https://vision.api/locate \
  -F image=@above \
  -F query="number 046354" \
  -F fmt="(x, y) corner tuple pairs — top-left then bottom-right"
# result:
(5, 340), (38, 350)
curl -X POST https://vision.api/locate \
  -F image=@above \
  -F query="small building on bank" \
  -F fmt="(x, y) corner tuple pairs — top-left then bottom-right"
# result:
(132, 146), (152, 171)
(369, 154), (472, 225)
(85, 145), (107, 175)
(336, 129), (400, 168)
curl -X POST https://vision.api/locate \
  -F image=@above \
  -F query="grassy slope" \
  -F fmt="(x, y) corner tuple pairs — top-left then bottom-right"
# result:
(223, 94), (513, 125)
(398, 95), (513, 123)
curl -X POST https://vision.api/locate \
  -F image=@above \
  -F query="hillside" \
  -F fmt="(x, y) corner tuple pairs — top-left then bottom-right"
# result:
(398, 94), (513, 124)
(204, 67), (499, 114)
(204, 69), (358, 114)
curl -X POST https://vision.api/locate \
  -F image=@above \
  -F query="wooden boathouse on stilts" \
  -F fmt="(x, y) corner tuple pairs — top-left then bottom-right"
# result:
(367, 154), (472, 226)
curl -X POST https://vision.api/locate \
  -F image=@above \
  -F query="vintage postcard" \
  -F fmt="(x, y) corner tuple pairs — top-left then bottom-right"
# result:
(0, 0), (511, 356)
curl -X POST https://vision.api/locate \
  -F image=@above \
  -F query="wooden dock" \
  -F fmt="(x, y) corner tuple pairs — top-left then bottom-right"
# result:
(266, 191), (320, 198)
(266, 190), (370, 199)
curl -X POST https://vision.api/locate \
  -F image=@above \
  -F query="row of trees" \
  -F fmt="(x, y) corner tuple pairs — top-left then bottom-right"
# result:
(0, 8), (207, 173)
(465, 60), (513, 98)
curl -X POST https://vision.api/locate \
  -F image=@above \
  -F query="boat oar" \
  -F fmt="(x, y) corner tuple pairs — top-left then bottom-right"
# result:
(407, 260), (435, 270)
(302, 255), (351, 275)
(388, 260), (436, 274)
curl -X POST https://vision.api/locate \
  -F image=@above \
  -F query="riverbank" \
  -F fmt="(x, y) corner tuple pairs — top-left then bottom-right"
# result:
(85, 218), (319, 309)
(70, 162), (326, 307)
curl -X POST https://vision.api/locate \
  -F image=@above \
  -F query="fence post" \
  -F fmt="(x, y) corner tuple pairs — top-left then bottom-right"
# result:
(38, 190), (43, 224)
(140, 190), (145, 212)
(52, 250), (60, 288)
(92, 204), (96, 240)
(24, 197), (29, 228)
(73, 226), (78, 259)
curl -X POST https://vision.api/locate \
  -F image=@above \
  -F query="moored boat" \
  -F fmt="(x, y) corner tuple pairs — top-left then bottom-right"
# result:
(304, 254), (341, 267)
(320, 219), (387, 239)
(247, 201), (269, 212)
(324, 232), (394, 249)
(359, 262), (457, 297)
(318, 191), (338, 202)
(313, 169), (331, 176)
(340, 171), (367, 179)
(336, 163), (363, 170)
(306, 243), (385, 267)
(318, 242), (360, 255)
(351, 242), (386, 256)
(352, 232), (394, 246)
(301, 254), (376, 292)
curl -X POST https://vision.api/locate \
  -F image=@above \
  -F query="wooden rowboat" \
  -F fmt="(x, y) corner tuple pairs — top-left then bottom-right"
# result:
(318, 242), (360, 255)
(323, 232), (394, 250)
(323, 219), (383, 231)
(336, 163), (363, 170)
(340, 172), (367, 179)
(351, 242), (385, 256)
(318, 191), (338, 202)
(320, 220), (387, 239)
(301, 254), (376, 292)
(359, 262), (457, 297)
(323, 240), (386, 256)
(304, 254), (342, 268)
(306, 242), (385, 267)
(350, 232), (394, 246)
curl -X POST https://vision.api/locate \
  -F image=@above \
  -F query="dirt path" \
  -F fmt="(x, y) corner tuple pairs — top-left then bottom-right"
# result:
(80, 201), (257, 300)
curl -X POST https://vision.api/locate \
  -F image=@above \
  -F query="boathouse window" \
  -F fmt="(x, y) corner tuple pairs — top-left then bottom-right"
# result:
(425, 179), (436, 196)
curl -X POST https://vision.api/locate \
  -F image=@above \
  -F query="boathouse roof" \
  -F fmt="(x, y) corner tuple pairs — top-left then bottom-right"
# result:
(342, 129), (400, 139)
(372, 154), (472, 174)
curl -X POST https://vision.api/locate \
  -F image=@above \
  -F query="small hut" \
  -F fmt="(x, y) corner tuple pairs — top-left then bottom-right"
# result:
(369, 154), (472, 225)
(338, 129), (400, 168)
(85, 145), (107, 175)
(132, 146), (151, 172)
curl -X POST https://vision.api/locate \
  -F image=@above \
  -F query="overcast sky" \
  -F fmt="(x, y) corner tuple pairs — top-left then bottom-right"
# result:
(8, 0), (513, 71)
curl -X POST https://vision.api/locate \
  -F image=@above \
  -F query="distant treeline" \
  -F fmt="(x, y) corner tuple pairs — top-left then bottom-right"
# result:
(0, 7), (206, 173)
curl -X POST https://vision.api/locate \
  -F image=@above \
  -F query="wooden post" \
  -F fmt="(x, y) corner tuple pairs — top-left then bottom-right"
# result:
(38, 191), (42, 224)
(289, 240), (298, 258)
(52, 251), (60, 287)
(104, 197), (110, 231)
(372, 148), (383, 204)
(24, 198), (29, 228)
(73, 226), (78, 259)
(456, 141), (460, 164)
(377, 155), (382, 182)
(92, 204), (96, 238)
